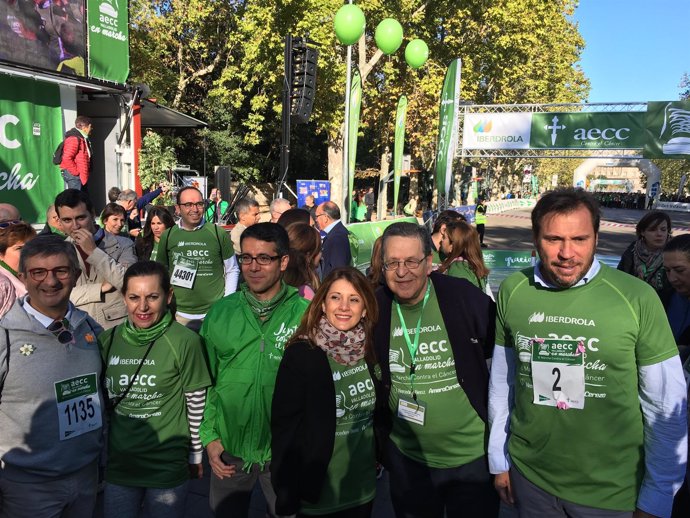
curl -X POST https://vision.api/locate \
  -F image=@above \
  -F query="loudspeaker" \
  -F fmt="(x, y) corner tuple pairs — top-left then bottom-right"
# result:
(290, 39), (318, 124)
(215, 166), (232, 201)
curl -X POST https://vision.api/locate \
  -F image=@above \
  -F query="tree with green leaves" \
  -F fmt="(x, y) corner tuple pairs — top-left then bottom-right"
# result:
(138, 131), (177, 204)
(129, 0), (590, 205)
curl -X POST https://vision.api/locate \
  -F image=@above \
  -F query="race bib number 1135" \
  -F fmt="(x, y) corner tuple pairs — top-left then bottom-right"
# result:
(54, 373), (102, 440)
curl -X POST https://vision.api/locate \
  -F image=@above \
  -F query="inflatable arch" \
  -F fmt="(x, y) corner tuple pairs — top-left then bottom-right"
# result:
(573, 158), (660, 205)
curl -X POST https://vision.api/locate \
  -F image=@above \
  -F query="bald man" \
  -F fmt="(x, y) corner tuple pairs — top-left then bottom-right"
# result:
(0, 203), (19, 222)
(270, 198), (291, 223)
(315, 201), (351, 278)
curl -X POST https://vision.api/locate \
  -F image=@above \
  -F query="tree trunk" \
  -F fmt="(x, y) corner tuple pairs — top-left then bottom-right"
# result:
(328, 137), (344, 213)
(378, 147), (390, 219)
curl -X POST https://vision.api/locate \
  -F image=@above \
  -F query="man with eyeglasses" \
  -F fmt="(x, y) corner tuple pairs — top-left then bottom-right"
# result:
(199, 222), (308, 517)
(55, 189), (136, 329)
(372, 221), (498, 517)
(156, 186), (239, 332)
(199, 223), (309, 517)
(315, 201), (351, 279)
(0, 235), (104, 518)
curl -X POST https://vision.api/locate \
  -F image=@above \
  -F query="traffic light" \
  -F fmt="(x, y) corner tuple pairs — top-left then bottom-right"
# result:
(290, 38), (318, 124)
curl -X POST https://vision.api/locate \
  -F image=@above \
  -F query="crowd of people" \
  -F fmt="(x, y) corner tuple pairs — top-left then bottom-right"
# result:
(593, 191), (647, 209)
(0, 186), (688, 518)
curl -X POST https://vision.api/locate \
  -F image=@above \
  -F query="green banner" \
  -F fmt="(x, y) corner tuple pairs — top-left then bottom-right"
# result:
(435, 59), (461, 203)
(347, 217), (417, 271)
(481, 250), (535, 269)
(393, 95), (407, 215)
(530, 112), (645, 149)
(0, 75), (64, 223)
(87, 0), (130, 83)
(644, 101), (690, 159)
(347, 67), (362, 222)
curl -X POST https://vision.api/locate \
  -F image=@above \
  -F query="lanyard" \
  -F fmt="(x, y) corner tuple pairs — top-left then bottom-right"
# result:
(394, 282), (431, 401)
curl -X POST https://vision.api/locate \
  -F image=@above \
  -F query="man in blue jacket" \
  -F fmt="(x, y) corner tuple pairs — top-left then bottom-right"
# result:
(315, 201), (351, 279)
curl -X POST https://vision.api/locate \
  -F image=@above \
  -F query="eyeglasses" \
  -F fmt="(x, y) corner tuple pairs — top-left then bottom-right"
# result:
(383, 257), (427, 271)
(27, 267), (73, 281)
(47, 319), (74, 344)
(238, 254), (283, 265)
(0, 220), (21, 229)
(314, 214), (327, 220)
(179, 202), (206, 210)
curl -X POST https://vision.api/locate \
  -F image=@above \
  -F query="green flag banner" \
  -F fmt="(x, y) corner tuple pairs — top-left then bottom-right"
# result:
(530, 112), (645, 149)
(347, 217), (417, 271)
(87, 0), (129, 83)
(347, 68), (362, 222)
(393, 95), (408, 214)
(435, 59), (462, 204)
(644, 101), (690, 158)
(0, 75), (64, 223)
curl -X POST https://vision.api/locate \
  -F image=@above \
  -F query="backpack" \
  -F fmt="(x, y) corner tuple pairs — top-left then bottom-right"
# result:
(52, 129), (83, 166)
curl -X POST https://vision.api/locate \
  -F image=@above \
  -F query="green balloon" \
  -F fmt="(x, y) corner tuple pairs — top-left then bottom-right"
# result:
(375, 18), (403, 55)
(334, 4), (366, 46)
(405, 39), (429, 69)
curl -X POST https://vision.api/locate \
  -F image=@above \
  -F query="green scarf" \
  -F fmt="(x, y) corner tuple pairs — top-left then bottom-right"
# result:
(241, 281), (288, 321)
(120, 311), (174, 347)
(50, 225), (67, 237)
(0, 260), (18, 278)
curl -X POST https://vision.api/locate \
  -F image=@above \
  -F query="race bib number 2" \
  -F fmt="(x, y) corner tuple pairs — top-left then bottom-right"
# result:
(54, 373), (102, 440)
(531, 338), (585, 410)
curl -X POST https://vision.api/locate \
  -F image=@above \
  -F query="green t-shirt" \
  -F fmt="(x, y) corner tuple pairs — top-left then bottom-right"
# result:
(99, 321), (212, 488)
(156, 223), (234, 314)
(388, 284), (486, 468)
(149, 241), (158, 262)
(445, 260), (486, 291)
(301, 357), (376, 515)
(496, 263), (679, 511)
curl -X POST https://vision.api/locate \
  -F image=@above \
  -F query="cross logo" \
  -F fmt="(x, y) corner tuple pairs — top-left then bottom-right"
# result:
(544, 115), (566, 146)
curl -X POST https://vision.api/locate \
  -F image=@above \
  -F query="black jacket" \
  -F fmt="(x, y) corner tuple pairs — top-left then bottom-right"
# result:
(271, 340), (377, 515)
(321, 221), (352, 278)
(373, 272), (495, 448)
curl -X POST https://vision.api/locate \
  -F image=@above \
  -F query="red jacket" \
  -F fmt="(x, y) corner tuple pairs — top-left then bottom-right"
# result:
(60, 131), (91, 186)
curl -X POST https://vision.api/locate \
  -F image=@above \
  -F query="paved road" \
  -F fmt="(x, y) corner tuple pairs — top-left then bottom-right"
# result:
(95, 207), (690, 518)
(486, 206), (690, 258)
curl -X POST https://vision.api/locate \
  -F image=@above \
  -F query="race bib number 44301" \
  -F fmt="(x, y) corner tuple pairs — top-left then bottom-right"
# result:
(531, 338), (585, 410)
(54, 373), (102, 440)
(171, 263), (197, 289)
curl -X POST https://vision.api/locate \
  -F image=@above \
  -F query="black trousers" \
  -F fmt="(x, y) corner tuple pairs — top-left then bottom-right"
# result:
(384, 441), (499, 518)
(476, 223), (486, 244)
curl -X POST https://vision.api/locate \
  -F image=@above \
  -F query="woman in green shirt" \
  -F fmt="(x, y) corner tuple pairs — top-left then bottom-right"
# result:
(437, 220), (491, 294)
(99, 261), (211, 518)
(272, 267), (379, 517)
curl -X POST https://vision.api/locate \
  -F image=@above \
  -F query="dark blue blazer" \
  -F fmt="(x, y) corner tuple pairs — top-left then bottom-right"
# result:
(320, 221), (352, 278)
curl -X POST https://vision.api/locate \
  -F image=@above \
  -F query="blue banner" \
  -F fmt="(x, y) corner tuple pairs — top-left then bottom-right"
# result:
(297, 180), (331, 208)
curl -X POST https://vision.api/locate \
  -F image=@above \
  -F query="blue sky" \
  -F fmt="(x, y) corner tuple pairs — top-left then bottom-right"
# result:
(574, 0), (690, 103)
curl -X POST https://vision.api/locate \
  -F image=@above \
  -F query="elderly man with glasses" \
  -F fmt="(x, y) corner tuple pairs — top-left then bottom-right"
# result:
(0, 235), (104, 518)
(156, 186), (239, 332)
(372, 221), (499, 518)
(199, 223), (308, 517)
